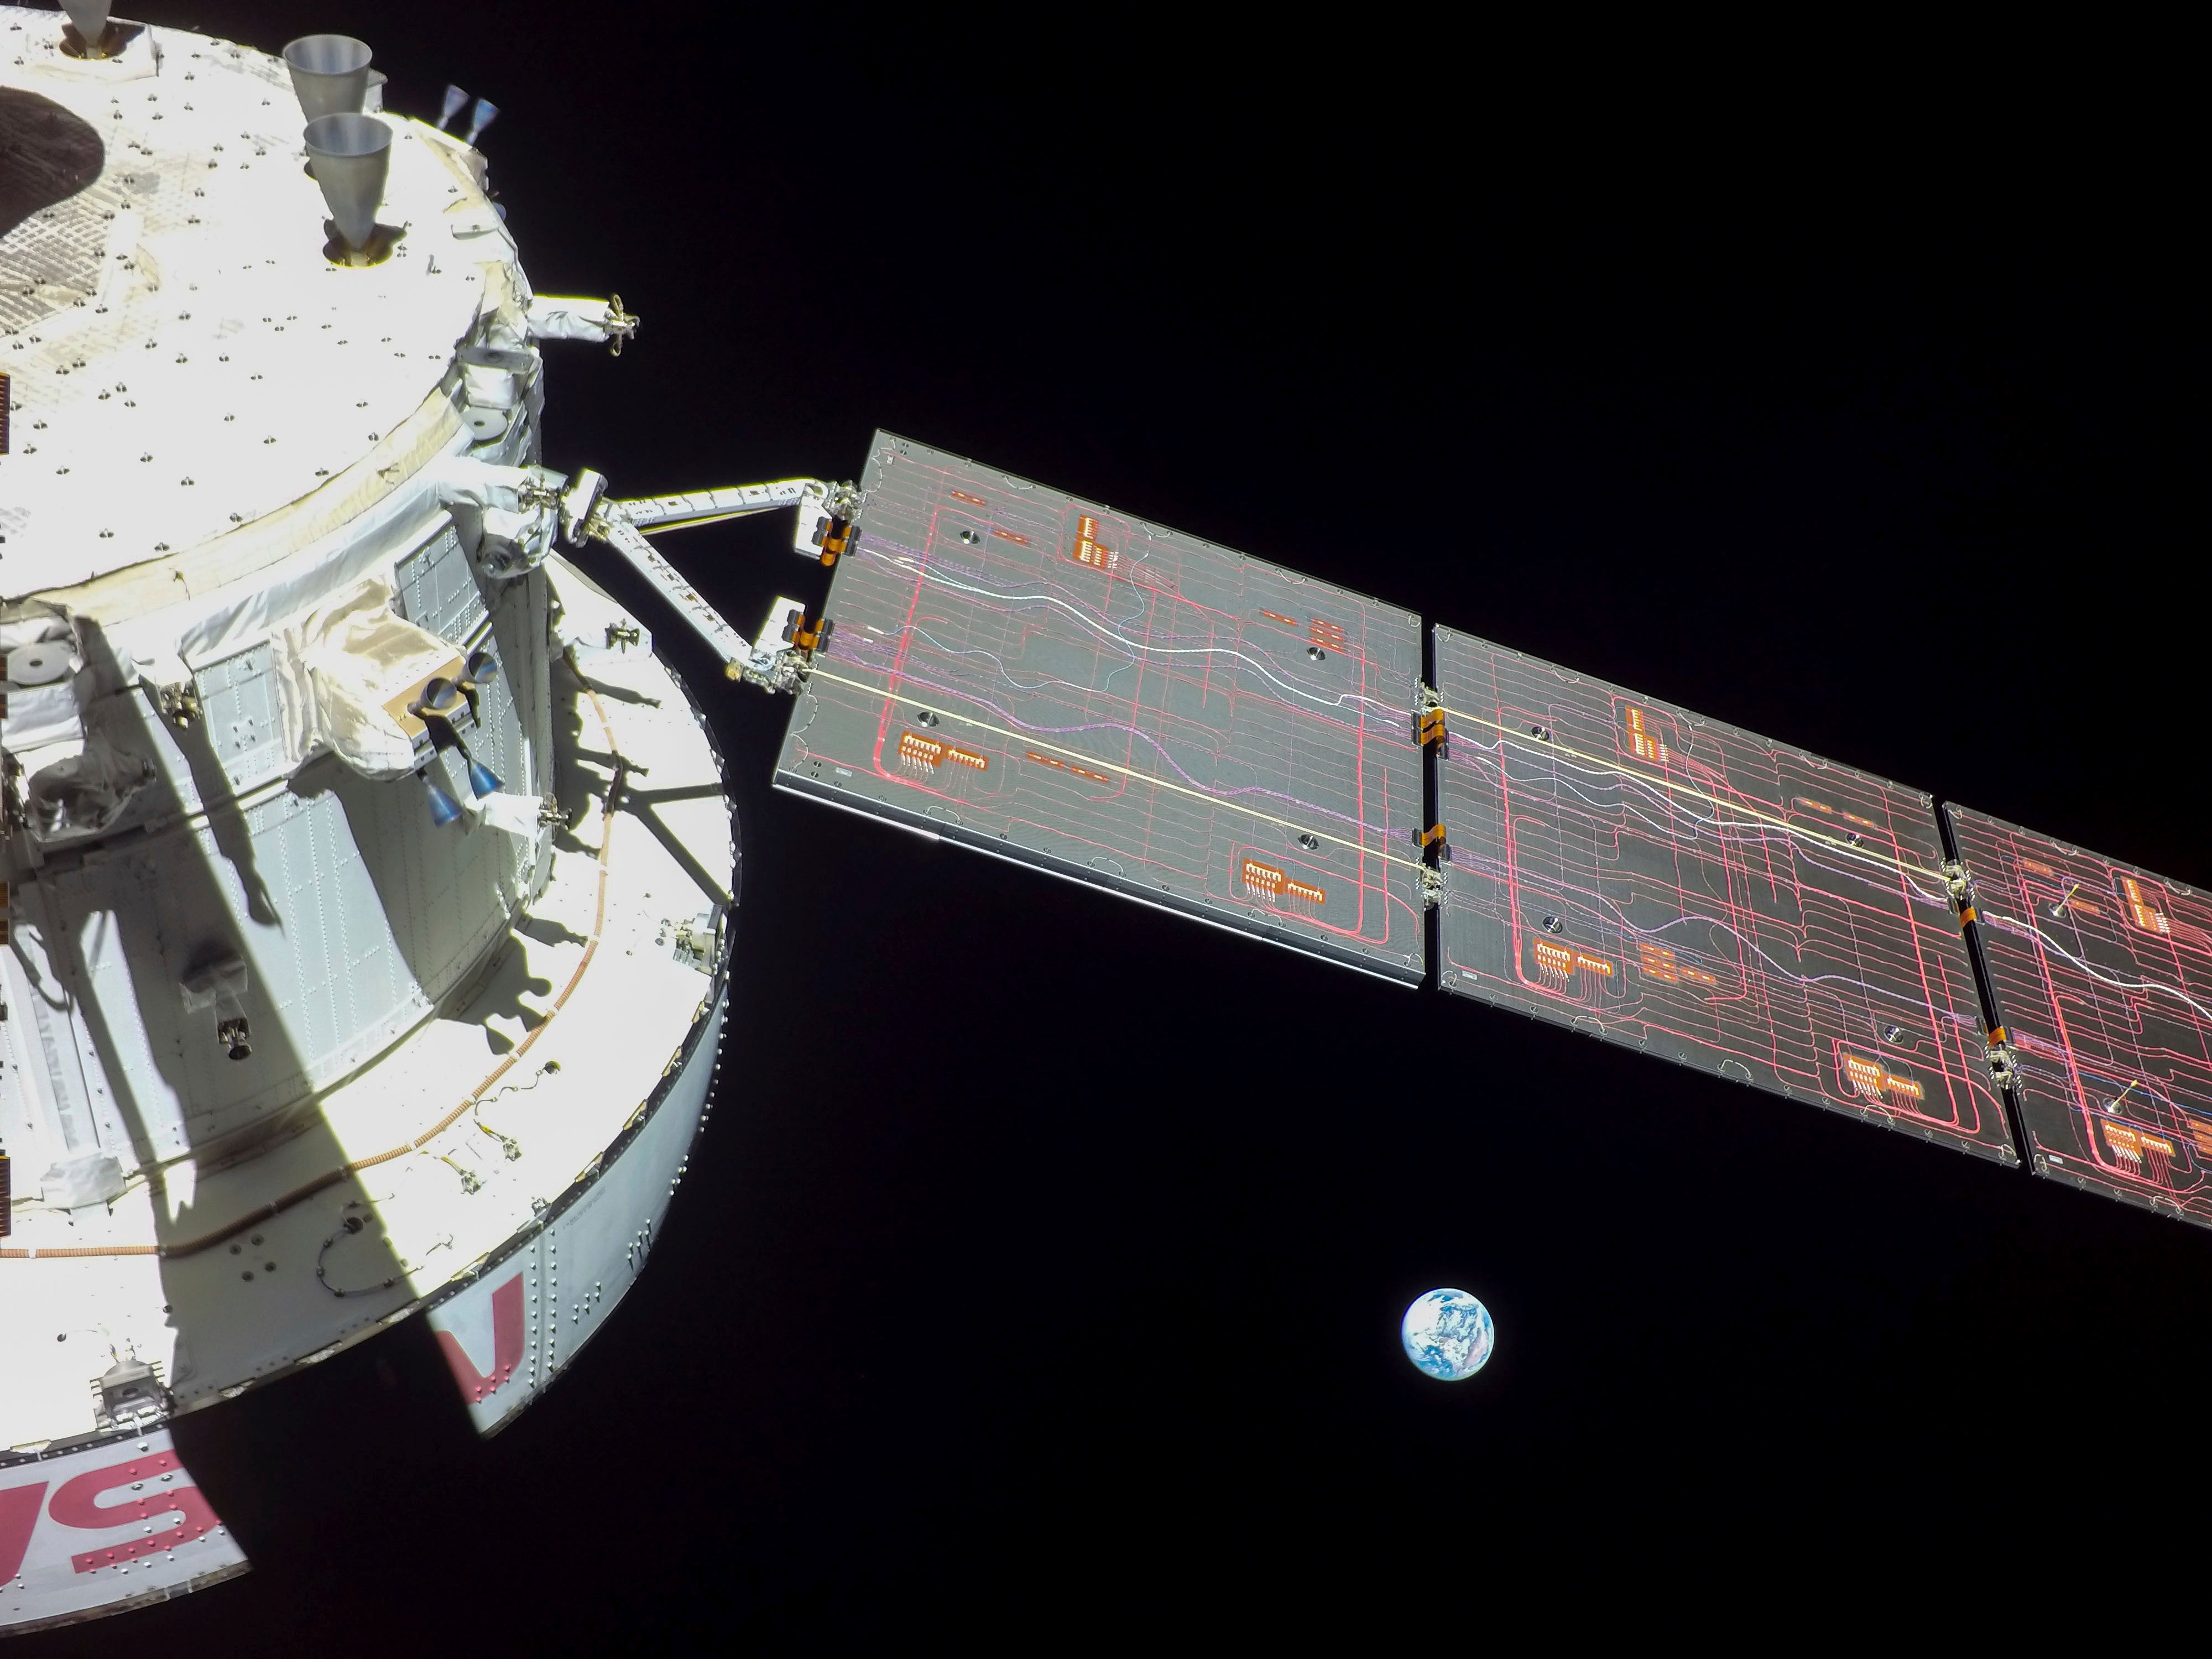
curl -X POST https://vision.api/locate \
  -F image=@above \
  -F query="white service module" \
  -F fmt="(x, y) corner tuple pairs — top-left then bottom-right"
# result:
(2, 7), (734, 1634)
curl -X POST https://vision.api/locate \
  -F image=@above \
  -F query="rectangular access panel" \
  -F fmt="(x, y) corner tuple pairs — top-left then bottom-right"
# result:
(1945, 807), (2212, 1225)
(1432, 627), (2015, 1161)
(774, 434), (1430, 982)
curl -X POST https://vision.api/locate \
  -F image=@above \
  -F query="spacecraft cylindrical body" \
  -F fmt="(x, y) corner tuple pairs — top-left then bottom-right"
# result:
(0, 9), (733, 1631)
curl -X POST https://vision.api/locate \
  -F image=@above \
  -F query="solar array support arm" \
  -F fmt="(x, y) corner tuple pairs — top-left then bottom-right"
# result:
(525, 294), (640, 353)
(616, 479), (823, 531)
(560, 469), (818, 692)
(612, 478), (864, 570)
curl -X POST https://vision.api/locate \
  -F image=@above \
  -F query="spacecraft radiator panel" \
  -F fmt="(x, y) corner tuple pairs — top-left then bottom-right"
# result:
(1431, 627), (2015, 1162)
(1945, 807), (2212, 1225)
(773, 435), (1430, 982)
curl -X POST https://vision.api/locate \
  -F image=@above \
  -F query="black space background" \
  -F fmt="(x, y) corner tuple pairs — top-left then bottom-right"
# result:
(20, 6), (2208, 1650)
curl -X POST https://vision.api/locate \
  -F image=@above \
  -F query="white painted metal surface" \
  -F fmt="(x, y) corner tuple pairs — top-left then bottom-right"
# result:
(0, 564), (731, 1383)
(1, 8), (744, 1630)
(1, 6), (507, 597)
(617, 478), (821, 530)
(0, 1429), (248, 1632)
(427, 988), (724, 1436)
(1, 560), (735, 1629)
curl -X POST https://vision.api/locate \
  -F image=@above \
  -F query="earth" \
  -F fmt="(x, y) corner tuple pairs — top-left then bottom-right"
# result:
(1401, 1288), (1494, 1381)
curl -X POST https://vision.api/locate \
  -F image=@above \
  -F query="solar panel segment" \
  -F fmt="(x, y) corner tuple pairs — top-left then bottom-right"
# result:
(766, 437), (2212, 1230)
(773, 434), (1430, 982)
(1430, 627), (2015, 1162)
(1945, 807), (2212, 1226)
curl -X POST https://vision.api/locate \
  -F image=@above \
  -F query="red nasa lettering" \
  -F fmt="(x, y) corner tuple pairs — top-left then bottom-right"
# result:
(0, 1480), (45, 1585)
(435, 1271), (525, 1402)
(0, 1449), (220, 1577)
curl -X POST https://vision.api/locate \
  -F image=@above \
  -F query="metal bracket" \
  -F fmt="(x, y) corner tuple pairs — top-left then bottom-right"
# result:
(92, 1353), (173, 1433)
(156, 680), (202, 729)
(560, 468), (609, 548)
(802, 481), (863, 567)
(0, 749), (27, 844)
(570, 472), (849, 697)
(1942, 858), (1972, 907)
(717, 596), (827, 695)
(1983, 1034), (2017, 1087)
(602, 294), (639, 356)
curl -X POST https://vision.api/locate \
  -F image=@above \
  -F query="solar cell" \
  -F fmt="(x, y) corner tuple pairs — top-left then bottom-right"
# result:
(1944, 807), (2212, 1225)
(773, 434), (1430, 982)
(1432, 627), (2015, 1162)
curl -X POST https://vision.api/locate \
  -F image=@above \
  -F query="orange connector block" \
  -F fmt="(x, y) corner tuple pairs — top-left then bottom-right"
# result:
(2123, 875), (2171, 936)
(1625, 706), (1670, 765)
(1841, 1052), (1925, 1105)
(899, 733), (948, 770)
(899, 733), (988, 774)
(1071, 514), (1118, 572)
(1241, 859), (1287, 898)
(1534, 940), (1610, 979)
(2103, 1121), (2177, 1164)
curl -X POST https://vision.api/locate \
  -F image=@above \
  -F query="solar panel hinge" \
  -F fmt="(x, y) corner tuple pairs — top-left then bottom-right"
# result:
(804, 482), (864, 567)
(1941, 859), (1972, 908)
(784, 610), (833, 657)
(1981, 1034), (2017, 1087)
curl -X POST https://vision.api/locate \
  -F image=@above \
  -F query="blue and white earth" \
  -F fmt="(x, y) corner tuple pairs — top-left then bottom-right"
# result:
(1401, 1288), (1494, 1381)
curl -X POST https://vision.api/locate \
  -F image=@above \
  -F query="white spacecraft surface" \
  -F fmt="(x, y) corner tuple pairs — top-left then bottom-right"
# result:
(1, 7), (753, 1629)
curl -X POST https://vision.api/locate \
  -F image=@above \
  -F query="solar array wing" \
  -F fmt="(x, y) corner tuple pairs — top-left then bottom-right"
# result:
(1944, 807), (2212, 1225)
(774, 434), (1430, 982)
(753, 435), (2212, 1226)
(1431, 627), (2015, 1162)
